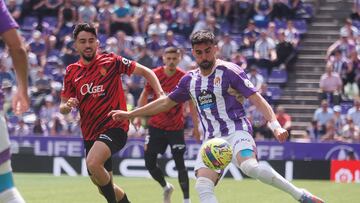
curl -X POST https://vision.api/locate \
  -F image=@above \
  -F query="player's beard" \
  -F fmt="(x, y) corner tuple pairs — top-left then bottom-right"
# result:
(199, 59), (214, 70)
(82, 49), (96, 62)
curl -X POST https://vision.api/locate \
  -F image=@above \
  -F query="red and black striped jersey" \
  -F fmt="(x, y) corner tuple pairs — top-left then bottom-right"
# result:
(145, 66), (186, 131)
(61, 53), (135, 141)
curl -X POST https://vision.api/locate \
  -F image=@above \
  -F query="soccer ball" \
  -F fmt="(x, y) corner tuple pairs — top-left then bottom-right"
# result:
(200, 138), (233, 170)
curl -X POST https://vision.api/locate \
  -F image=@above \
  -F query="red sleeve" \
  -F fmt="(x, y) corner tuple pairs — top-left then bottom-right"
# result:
(115, 55), (136, 76)
(61, 65), (76, 99)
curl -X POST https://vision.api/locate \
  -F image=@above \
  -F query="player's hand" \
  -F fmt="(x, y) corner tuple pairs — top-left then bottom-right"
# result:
(12, 89), (30, 115)
(273, 127), (289, 143)
(108, 110), (131, 121)
(66, 97), (79, 109)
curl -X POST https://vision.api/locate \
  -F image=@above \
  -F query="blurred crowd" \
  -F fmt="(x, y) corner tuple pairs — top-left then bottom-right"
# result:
(306, 1), (360, 144)
(1, 0), (315, 140)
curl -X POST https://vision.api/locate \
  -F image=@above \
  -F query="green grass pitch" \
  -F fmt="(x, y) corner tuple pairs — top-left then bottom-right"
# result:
(14, 173), (358, 203)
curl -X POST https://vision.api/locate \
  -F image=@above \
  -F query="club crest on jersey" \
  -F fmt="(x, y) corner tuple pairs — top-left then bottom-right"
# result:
(214, 76), (221, 87)
(100, 67), (107, 76)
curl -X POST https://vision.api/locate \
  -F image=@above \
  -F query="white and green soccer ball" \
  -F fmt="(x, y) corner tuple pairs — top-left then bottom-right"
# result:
(200, 138), (233, 170)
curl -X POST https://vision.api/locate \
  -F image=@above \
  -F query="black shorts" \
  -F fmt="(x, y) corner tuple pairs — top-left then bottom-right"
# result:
(84, 128), (127, 173)
(145, 126), (185, 155)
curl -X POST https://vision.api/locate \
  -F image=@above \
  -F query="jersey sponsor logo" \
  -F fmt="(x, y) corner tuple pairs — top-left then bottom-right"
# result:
(244, 79), (255, 89)
(80, 83), (105, 96)
(99, 134), (112, 142)
(197, 90), (216, 110)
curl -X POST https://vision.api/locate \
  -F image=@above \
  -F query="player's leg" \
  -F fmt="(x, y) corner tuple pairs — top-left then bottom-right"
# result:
(0, 114), (25, 203)
(86, 128), (129, 203)
(231, 131), (324, 202)
(108, 172), (130, 203)
(194, 145), (221, 203)
(144, 126), (173, 203)
(169, 130), (190, 203)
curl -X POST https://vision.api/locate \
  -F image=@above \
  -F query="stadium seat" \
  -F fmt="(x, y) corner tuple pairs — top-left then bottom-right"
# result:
(303, 3), (314, 18)
(268, 69), (288, 84)
(257, 67), (269, 81)
(293, 20), (307, 34)
(267, 85), (282, 100)
(43, 16), (58, 29)
(274, 19), (287, 30)
(22, 16), (38, 31)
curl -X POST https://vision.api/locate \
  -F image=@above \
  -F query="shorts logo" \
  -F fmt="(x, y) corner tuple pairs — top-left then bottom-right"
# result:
(172, 144), (185, 150)
(99, 134), (112, 142)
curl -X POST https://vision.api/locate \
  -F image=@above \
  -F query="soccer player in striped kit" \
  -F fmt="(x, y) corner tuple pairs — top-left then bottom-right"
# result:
(0, 0), (29, 202)
(109, 30), (324, 203)
(60, 23), (164, 203)
(135, 46), (200, 203)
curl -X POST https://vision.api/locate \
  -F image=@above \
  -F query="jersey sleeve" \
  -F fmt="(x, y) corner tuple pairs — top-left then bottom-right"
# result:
(0, 0), (18, 34)
(61, 66), (76, 99)
(115, 55), (136, 76)
(168, 74), (191, 103)
(227, 64), (257, 98)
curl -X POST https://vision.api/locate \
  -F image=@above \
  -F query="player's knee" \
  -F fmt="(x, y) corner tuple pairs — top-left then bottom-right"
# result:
(239, 158), (259, 178)
(195, 177), (215, 198)
(173, 153), (186, 170)
(86, 157), (101, 174)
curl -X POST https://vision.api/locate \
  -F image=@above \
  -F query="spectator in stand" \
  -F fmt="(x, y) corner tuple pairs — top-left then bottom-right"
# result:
(243, 20), (260, 49)
(327, 31), (355, 59)
(319, 119), (340, 142)
(177, 48), (194, 71)
(132, 1), (154, 35)
(147, 13), (168, 38)
(267, 21), (277, 40)
(271, 0), (291, 20)
(254, 29), (277, 74)
(55, 0), (76, 36)
(347, 97), (360, 127)
(13, 118), (31, 136)
(319, 63), (343, 105)
(247, 66), (265, 91)
(39, 95), (58, 122)
(192, 15), (221, 36)
(288, 0), (310, 20)
(33, 117), (49, 136)
(306, 120), (321, 141)
(174, 0), (194, 38)
(97, 1), (112, 36)
(275, 29), (296, 71)
(111, 0), (135, 36)
(351, 0), (360, 21)
(46, 35), (61, 57)
(214, 0), (231, 21)
(6, 0), (22, 21)
(133, 43), (154, 68)
(340, 18), (359, 41)
(332, 105), (346, 136)
(28, 30), (47, 67)
(254, 0), (273, 21)
(48, 113), (68, 136)
(259, 83), (273, 105)
(340, 115), (360, 143)
(284, 20), (300, 48)
(218, 33), (239, 60)
(155, 0), (175, 24)
(32, 0), (63, 28)
(328, 49), (349, 85)
(163, 30), (181, 48)
(275, 105), (292, 138)
(78, 0), (97, 23)
(231, 51), (248, 69)
(313, 99), (334, 135)
(115, 31), (134, 58)
(247, 104), (273, 140)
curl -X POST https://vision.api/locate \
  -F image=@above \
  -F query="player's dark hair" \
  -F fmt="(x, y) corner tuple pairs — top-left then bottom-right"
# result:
(164, 46), (180, 54)
(190, 30), (216, 46)
(73, 23), (97, 40)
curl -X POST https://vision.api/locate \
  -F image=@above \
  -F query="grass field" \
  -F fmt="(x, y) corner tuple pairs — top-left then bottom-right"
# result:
(14, 173), (358, 203)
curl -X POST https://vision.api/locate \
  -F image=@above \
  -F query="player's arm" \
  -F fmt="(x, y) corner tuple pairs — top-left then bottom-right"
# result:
(248, 92), (288, 143)
(108, 96), (177, 120)
(137, 88), (149, 107)
(188, 100), (201, 142)
(132, 63), (165, 97)
(2, 28), (29, 115)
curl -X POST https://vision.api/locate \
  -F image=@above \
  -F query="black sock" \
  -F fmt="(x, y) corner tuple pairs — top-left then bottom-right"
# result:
(178, 169), (190, 199)
(149, 167), (167, 187)
(99, 181), (116, 203)
(118, 193), (130, 203)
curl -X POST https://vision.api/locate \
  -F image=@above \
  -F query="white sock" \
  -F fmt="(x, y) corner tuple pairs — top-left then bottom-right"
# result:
(240, 159), (303, 200)
(0, 188), (25, 203)
(195, 177), (218, 203)
(183, 198), (191, 203)
(163, 182), (171, 190)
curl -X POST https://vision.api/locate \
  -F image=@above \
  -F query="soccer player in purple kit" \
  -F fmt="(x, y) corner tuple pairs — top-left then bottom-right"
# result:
(0, 0), (30, 202)
(108, 30), (324, 203)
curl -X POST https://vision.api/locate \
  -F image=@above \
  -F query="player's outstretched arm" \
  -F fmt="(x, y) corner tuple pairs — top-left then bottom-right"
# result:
(133, 63), (165, 97)
(248, 92), (289, 143)
(108, 96), (177, 121)
(2, 28), (29, 115)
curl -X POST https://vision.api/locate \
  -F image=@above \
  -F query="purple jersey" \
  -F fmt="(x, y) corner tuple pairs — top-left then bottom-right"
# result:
(0, 0), (18, 109)
(169, 59), (257, 139)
